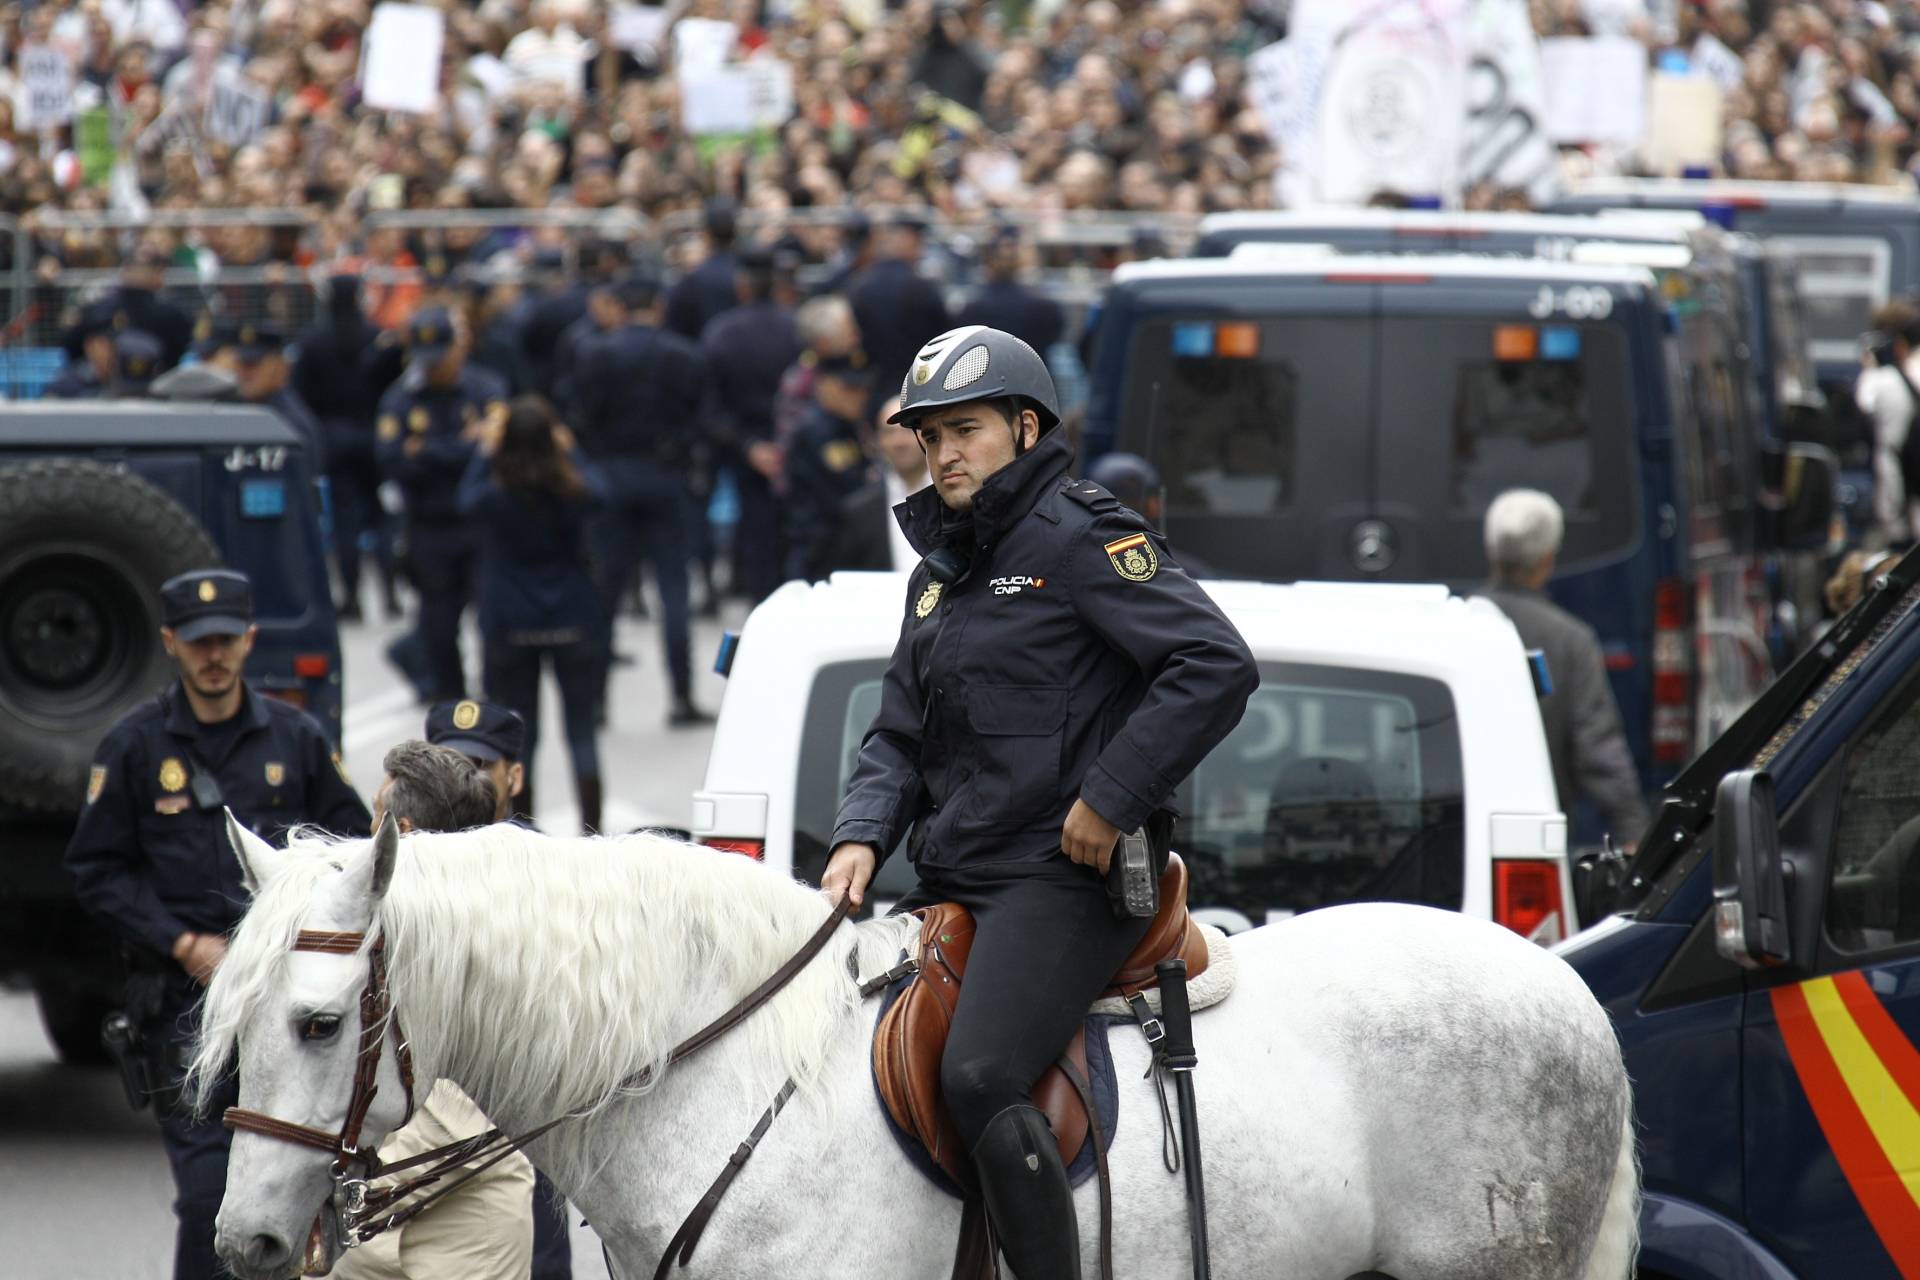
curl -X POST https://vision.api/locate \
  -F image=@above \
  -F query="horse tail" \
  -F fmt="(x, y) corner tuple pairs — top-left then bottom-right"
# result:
(1579, 1087), (1640, 1280)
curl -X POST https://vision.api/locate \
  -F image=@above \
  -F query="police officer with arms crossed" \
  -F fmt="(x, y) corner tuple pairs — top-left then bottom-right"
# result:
(65, 569), (371, 1280)
(821, 327), (1257, 1278)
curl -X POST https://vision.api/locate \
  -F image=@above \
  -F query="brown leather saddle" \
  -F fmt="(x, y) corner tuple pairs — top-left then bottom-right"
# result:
(872, 853), (1209, 1189)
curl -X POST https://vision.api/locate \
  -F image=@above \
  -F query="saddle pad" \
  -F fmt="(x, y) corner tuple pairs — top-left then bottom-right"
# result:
(870, 977), (1121, 1200)
(1088, 924), (1237, 1018)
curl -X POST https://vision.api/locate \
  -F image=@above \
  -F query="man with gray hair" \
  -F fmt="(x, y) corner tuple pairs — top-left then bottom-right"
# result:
(337, 740), (535, 1280)
(1475, 489), (1649, 847)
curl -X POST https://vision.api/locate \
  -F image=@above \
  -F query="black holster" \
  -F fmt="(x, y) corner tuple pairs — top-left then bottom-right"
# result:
(102, 962), (170, 1112)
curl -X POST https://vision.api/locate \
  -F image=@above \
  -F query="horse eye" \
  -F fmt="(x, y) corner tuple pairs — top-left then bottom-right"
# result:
(301, 1015), (342, 1042)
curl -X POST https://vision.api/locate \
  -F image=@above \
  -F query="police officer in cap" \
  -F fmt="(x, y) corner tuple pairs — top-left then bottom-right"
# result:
(65, 568), (371, 1280)
(225, 322), (326, 468)
(784, 350), (876, 581)
(575, 269), (712, 726)
(425, 698), (531, 824)
(377, 306), (510, 703)
(46, 302), (119, 398)
(956, 226), (1065, 360)
(821, 328), (1256, 1278)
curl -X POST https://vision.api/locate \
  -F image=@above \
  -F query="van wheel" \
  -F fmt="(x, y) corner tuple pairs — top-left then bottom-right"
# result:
(0, 459), (220, 813)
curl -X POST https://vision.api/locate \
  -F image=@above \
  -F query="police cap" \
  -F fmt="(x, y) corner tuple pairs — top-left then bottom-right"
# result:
(161, 569), (253, 640)
(888, 326), (1060, 431)
(426, 699), (526, 763)
(233, 321), (287, 364)
(114, 329), (164, 385)
(407, 307), (456, 361)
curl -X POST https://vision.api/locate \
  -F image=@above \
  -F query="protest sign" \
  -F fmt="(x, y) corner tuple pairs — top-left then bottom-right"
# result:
(681, 58), (793, 135)
(1642, 72), (1722, 174)
(361, 3), (446, 114)
(204, 71), (269, 147)
(77, 107), (115, 186)
(674, 18), (737, 80)
(611, 5), (670, 55)
(1540, 36), (1647, 145)
(20, 42), (75, 129)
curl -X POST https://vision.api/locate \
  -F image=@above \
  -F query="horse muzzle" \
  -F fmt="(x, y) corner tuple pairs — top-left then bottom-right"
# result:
(216, 1208), (336, 1280)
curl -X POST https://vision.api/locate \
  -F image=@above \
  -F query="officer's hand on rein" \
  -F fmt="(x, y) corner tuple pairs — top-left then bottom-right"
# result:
(822, 842), (877, 909)
(171, 932), (228, 986)
(1062, 798), (1122, 875)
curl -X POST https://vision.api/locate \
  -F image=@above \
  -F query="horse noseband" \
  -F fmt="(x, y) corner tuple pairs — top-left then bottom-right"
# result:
(223, 929), (418, 1185)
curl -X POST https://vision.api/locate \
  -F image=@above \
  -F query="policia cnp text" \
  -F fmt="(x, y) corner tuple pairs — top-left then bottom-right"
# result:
(65, 569), (371, 1280)
(823, 326), (1257, 1278)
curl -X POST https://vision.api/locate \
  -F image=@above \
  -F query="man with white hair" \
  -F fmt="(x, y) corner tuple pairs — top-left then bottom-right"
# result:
(1475, 489), (1649, 847)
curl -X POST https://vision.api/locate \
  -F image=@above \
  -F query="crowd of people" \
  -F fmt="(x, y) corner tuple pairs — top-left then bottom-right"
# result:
(45, 197), (1065, 816)
(13, 1), (1920, 285)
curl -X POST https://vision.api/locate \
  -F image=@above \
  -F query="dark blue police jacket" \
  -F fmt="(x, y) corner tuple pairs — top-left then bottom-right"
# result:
(701, 302), (801, 450)
(457, 449), (607, 638)
(65, 682), (371, 958)
(785, 403), (873, 560)
(575, 323), (706, 465)
(831, 428), (1257, 871)
(375, 366), (509, 525)
(956, 283), (1066, 361)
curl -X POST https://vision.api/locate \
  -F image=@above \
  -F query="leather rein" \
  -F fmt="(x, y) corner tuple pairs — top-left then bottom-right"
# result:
(223, 897), (853, 1254)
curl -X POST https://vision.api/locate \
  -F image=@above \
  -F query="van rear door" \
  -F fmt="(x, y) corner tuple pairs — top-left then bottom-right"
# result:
(1112, 281), (1373, 582)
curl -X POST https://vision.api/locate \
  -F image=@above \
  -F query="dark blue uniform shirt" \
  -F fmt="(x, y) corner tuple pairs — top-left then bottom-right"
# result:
(832, 428), (1258, 870)
(375, 365), (509, 525)
(848, 259), (952, 393)
(44, 362), (106, 399)
(956, 282), (1066, 360)
(65, 682), (371, 957)
(700, 301), (801, 451)
(575, 323), (707, 465)
(665, 251), (740, 341)
(784, 403), (873, 568)
(458, 449), (607, 638)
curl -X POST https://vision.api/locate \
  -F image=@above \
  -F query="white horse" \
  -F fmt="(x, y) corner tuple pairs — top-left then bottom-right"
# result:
(192, 819), (1638, 1280)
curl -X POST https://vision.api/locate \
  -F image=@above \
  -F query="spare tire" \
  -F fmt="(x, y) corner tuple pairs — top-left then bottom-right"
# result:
(0, 459), (220, 813)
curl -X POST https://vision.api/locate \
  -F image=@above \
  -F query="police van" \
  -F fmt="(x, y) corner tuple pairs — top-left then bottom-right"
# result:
(1558, 547), (1920, 1278)
(1193, 208), (1830, 445)
(0, 401), (341, 1060)
(1548, 177), (1920, 464)
(1081, 251), (1834, 827)
(695, 573), (1577, 943)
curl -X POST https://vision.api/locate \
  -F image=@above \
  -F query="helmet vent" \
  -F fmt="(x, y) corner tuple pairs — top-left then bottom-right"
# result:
(943, 345), (990, 391)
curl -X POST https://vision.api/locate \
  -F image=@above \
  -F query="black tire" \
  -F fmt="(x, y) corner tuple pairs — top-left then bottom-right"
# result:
(31, 966), (117, 1066)
(0, 459), (220, 813)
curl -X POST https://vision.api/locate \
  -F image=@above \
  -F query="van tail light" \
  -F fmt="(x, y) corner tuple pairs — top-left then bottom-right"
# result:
(294, 654), (332, 678)
(1495, 859), (1568, 945)
(701, 838), (765, 860)
(1652, 577), (1693, 766)
(261, 687), (308, 710)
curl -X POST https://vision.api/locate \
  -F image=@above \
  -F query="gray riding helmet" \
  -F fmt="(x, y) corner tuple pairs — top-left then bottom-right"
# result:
(887, 325), (1061, 432)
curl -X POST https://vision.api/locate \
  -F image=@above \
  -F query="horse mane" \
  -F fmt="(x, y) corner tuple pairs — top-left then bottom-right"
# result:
(192, 824), (917, 1186)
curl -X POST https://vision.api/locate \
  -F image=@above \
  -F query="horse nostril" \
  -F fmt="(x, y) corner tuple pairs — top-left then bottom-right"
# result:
(245, 1232), (291, 1269)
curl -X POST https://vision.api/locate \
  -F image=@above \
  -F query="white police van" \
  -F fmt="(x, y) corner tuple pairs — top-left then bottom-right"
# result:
(693, 573), (1577, 942)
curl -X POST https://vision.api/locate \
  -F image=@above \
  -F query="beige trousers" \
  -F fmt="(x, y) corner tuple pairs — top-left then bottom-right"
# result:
(331, 1080), (534, 1280)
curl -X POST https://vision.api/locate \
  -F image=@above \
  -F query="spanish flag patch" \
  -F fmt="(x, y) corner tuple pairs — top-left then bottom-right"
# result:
(1103, 532), (1157, 582)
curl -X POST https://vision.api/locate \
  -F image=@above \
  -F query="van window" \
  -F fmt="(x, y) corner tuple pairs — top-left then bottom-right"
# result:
(1824, 669), (1920, 954)
(1176, 663), (1464, 923)
(793, 659), (918, 898)
(1768, 234), (1892, 366)
(1119, 316), (1368, 517)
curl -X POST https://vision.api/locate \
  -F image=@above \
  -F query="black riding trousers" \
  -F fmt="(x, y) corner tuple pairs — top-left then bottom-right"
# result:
(894, 858), (1153, 1150)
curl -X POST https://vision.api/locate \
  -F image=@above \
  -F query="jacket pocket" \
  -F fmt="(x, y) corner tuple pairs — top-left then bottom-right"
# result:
(960, 685), (1068, 834)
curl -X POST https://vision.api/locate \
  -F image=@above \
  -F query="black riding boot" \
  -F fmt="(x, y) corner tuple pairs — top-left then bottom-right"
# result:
(576, 774), (603, 834)
(972, 1105), (1080, 1280)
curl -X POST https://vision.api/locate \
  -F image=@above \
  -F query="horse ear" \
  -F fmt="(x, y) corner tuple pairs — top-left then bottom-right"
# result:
(368, 812), (399, 902)
(226, 809), (279, 897)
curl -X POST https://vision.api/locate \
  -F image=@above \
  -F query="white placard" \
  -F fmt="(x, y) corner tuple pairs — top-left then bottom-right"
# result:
(1691, 33), (1744, 95)
(611, 4), (669, 54)
(680, 58), (792, 135)
(1539, 36), (1647, 145)
(1641, 72), (1722, 174)
(203, 71), (270, 147)
(673, 18), (737, 81)
(1316, 18), (1467, 206)
(360, 3), (446, 115)
(20, 42), (75, 129)
(1464, 0), (1560, 204)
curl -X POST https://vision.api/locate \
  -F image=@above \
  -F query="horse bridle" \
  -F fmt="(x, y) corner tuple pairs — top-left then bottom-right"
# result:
(222, 929), (417, 1229)
(221, 897), (853, 1260)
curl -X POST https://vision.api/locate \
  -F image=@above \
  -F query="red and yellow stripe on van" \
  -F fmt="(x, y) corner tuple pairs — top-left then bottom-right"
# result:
(1772, 973), (1920, 1276)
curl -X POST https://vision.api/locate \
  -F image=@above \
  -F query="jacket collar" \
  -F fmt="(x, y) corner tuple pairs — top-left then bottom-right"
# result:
(163, 679), (271, 740)
(895, 427), (1074, 557)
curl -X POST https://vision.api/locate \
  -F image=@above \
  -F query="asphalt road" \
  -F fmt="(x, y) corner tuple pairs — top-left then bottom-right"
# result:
(0, 602), (742, 1279)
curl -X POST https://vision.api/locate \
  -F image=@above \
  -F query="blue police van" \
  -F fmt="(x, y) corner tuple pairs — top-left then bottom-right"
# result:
(1081, 252), (1833, 832)
(0, 400), (341, 1060)
(1559, 547), (1920, 1279)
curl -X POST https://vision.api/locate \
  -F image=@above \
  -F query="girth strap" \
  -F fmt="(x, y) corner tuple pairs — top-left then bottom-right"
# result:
(651, 1079), (798, 1280)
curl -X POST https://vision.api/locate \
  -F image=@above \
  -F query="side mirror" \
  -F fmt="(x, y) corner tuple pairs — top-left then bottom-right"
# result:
(1758, 441), (1837, 552)
(1712, 769), (1791, 968)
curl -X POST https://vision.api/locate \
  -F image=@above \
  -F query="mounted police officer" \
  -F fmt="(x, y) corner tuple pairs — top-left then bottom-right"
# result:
(376, 306), (509, 703)
(821, 327), (1257, 1278)
(64, 569), (371, 1280)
